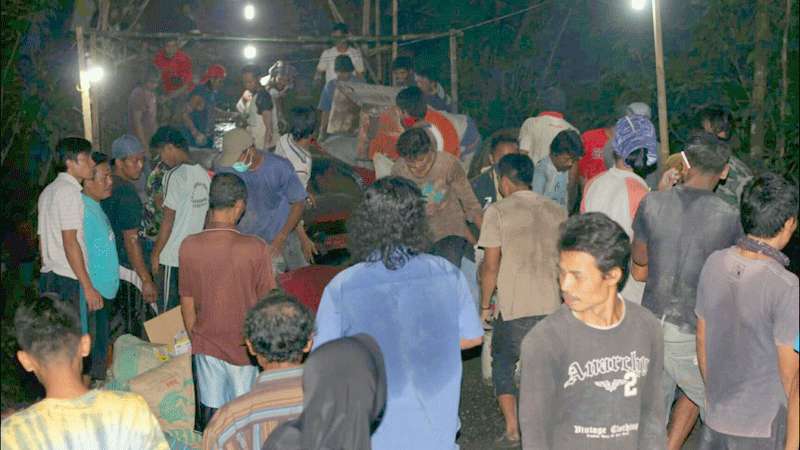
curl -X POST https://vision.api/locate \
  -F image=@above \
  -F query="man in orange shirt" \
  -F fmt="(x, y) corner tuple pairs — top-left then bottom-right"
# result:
(369, 86), (460, 162)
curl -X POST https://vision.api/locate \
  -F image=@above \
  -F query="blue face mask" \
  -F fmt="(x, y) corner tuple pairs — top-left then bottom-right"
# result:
(231, 149), (254, 173)
(232, 161), (251, 173)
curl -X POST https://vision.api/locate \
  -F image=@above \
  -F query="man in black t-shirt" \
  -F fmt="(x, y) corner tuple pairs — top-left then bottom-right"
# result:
(520, 213), (665, 450)
(102, 135), (158, 337)
(631, 133), (742, 450)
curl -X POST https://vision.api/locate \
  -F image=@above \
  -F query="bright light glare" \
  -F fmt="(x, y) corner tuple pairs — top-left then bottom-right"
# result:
(243, 45), (257, 59)
(631, 0), (647, 10)
(244, 4), (255, 20)
(84, 66), (105, 84)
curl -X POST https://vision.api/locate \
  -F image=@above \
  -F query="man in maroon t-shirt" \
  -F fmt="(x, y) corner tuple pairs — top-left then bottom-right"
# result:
(179, 173), (276, 431)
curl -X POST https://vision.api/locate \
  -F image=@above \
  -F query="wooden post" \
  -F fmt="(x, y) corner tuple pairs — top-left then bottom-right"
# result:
(375, 0), (382, 83)
(449, 30), (459, 114)
(89, 31), (101, 150)
(362, 0), (371, 37)
(651, 0), (669, 164)
(391, 0), (398, 61)
(75, 27), (94, 144)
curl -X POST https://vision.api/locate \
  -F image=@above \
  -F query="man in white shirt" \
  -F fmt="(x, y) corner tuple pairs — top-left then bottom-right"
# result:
(274, 106), (319, 268)
(38, 137), (102, 318)
(518, 87), (578, 164)
(237, 65), (276, 150)
(315, 22), (365, 84)
(149, 126), (211, 314)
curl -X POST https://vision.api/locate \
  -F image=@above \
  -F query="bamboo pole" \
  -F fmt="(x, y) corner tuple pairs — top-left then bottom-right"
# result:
(777, 0), (792, 157)
(449, 30), (458, 114)
(362, 0), (371, 37)
(652, 0), (669, 164)
(90, 31), (101, 150)
(91, 30), (450, 44)
(391, 0), (398, 61)
(75, 26), (94, 144)
(375, 0), (382, 83)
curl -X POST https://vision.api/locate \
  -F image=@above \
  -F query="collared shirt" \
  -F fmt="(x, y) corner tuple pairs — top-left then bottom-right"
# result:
(532, 156), (569, 209)
(1, 390), (169, 450)
(518, 112), (578, 164)
(179, 222), (276, 366)
(37, 172), (86, 279)
(202, 367), (304, 450)
(478, 190), (566, 320)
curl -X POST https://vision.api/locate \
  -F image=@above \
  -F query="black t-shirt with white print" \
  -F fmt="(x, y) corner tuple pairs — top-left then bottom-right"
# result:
(519, 299), (666, 450)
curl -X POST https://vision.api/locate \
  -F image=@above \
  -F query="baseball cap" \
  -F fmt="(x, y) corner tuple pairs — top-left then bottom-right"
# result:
(218, 128), (255, 167)
(111, 134), (144, 160)
(626, 102), (652, 119)
(613, 115), (658, 165)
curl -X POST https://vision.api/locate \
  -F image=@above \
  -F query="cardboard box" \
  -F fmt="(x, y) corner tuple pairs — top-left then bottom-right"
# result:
(144, 306), (190, 356)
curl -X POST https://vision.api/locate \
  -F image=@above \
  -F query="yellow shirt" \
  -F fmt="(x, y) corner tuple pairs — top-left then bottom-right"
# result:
(1, 390), (169, 450)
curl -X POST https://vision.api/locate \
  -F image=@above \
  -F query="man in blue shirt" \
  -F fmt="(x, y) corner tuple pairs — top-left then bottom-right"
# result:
(216, 128), (307, 273)
(532, 129), (583, 210)
(82, 152), (120, 380)
(314, 177), (483, 450)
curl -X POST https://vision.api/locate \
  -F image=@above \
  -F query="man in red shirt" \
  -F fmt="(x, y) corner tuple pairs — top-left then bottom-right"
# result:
(369, 86), (460, 161)
(154, 39), (194, 123)
(578, 123), (614, 184)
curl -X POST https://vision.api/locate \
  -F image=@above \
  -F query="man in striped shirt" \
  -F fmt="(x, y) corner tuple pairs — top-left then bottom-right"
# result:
(202, 291), (314, 450)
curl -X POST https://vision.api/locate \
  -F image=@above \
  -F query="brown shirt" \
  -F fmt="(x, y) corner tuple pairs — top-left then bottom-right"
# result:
(179, 223), (276, 366)
(477, 190), (566, 320)
(392, 152), (483, 242)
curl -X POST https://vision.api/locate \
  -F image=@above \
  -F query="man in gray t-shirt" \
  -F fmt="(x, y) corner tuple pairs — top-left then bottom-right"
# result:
(520, 213), (665, 450)
(630, 133), (741, 450)
(696, 173), (799, 448)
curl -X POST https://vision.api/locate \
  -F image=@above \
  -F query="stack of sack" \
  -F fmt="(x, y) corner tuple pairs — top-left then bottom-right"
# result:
(103, 335), (201, 450)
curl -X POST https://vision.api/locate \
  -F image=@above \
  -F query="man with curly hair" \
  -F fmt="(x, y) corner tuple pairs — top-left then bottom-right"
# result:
(313, 176), (484, 450)
(202, 291), (313, 450)
(179, 173), (275, 432)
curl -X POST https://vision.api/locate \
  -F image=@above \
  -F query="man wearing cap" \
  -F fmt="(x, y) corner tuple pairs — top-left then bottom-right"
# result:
(604, 102), (663, 190)
(581, 115), (666, 305)
(102, 135), (158, 338)
(216, 128), (307, 273)
(182, 64), (227, 148)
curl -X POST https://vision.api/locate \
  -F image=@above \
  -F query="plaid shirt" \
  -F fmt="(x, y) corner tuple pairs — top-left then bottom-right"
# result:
(202, 367), (303, 450)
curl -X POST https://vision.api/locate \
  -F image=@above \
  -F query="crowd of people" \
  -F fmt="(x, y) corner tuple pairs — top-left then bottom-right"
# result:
(1, 19), (799, 450)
